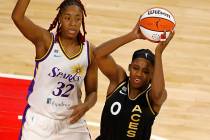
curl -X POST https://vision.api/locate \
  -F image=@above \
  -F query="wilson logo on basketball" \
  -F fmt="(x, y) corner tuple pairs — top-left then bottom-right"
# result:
(148, 9), (171, 18)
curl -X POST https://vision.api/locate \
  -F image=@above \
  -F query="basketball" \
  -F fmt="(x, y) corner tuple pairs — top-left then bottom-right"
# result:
(139, 7), (176, 42)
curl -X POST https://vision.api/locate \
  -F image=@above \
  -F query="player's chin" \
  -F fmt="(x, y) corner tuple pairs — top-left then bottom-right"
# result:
(131, 81), (144, 89)
(65, 30), (79, 39)
(66, 33), (77, 39)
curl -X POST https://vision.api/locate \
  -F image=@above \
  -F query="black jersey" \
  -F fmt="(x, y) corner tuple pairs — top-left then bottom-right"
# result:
(96, 78), (157, 140)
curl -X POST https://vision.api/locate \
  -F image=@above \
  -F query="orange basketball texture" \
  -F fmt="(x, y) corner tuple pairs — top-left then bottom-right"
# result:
(139, 17), (175, 32)
(139, 7), (175, 42)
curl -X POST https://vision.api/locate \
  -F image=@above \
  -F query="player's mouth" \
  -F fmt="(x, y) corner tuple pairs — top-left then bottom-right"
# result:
(133, 78), (142, 85)
(67, 29), (77, 34)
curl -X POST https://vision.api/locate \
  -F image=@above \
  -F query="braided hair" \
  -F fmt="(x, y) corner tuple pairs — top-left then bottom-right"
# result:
(48, 0), (87, 44)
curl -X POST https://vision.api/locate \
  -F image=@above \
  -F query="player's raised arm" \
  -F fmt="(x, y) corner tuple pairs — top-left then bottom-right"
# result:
(94, 23), (144, 89)
(150, 31), (175, 112)
(11, 0), (51, 47)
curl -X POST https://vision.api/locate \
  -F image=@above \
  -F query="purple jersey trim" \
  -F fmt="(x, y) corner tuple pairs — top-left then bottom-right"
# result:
(86, 41), (90, 65)
(18, 104), (30, 140)
(26, 61), (39, 99)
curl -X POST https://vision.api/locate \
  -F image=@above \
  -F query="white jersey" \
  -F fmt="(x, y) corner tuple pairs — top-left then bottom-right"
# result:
(27, 34), (91, 119)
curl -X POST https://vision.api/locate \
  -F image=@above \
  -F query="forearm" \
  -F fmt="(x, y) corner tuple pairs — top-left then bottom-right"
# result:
(12, 0), (30, 20)
(83, 91), (97, 111)
(151, 53), (165, 98)
(150, 31), (174, 107)
(95, 32), (136, 58)
(151, 31), (175, 97)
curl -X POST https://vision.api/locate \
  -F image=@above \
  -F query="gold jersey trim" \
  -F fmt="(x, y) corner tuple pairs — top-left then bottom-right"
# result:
(128, 84), (151, 100)
(35, 34), (54, 61)
(146, 92), (156, 115)
(58, 37), (83, 60)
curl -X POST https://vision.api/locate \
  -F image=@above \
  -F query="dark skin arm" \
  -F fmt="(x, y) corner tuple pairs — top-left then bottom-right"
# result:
(94, 22), (145, 96)
(150, 31), (175, 113)
(69, 44), (98, 123)
(11, 0), (51, 59)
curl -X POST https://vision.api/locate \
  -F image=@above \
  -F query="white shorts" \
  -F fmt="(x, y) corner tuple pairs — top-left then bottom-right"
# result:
(20, 108), (91, 140)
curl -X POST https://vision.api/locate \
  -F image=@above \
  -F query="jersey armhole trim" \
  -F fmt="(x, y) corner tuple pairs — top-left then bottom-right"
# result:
(106, 80), (127, 99)
(35, 33), (54, 62)
(86, 41), (91, 65)
(146, 92), (156, 116)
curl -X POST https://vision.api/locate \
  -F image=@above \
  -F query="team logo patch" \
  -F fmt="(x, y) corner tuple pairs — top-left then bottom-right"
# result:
(71, 64), (84, 76)
(119, 86), (127, 95)
(53, 49), (62, 57)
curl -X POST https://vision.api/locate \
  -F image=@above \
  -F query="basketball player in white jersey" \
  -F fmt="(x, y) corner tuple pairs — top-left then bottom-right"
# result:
(12, 0), (97, 140)
(95, 21), (174, 140)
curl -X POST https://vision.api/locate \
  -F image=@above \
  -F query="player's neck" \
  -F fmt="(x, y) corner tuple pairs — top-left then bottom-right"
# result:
(128, 83), (150, 100)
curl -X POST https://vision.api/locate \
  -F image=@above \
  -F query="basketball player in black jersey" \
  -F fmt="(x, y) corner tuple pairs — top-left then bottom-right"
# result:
(94, 21), (175, 140)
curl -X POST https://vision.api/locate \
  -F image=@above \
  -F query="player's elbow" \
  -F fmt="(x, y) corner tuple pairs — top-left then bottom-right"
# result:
(11, 11), (22, 25)
(11, 10), (17, 21)
(94, 47), (109, 60)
